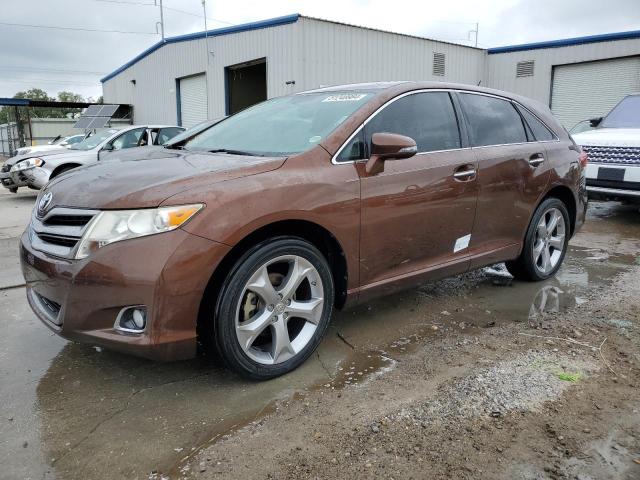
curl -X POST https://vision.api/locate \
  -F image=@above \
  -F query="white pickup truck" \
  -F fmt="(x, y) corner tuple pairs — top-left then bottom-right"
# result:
(572, 94), (640, 203)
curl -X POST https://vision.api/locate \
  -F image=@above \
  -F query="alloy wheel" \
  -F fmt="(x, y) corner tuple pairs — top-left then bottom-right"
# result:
(532, 207), (566, 275)
(234, 255), (324, 365)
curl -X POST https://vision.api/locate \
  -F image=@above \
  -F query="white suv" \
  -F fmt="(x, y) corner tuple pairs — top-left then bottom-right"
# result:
(572, 94), (640, 203)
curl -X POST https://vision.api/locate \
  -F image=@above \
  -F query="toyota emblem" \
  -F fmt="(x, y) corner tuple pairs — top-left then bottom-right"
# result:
(38, 191), (53, 214)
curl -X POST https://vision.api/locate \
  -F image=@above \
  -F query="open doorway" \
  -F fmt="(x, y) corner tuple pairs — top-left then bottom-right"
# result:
(225, 58), (267, 115)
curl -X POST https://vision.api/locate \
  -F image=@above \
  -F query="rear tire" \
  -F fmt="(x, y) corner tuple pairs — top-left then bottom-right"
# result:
(506, 198), (570, 282)
(213, 237), (334, 380)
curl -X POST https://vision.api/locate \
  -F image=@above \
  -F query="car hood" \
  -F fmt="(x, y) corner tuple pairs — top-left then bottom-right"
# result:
(572, 128), (640, 147)
(45, 149), (287, 209)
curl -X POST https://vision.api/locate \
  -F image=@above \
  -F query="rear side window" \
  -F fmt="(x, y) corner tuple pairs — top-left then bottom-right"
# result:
(155, 127), (185, 145)
(460, 93), (527, 147)
(365, 92), (461, 153)
(516, 105), (556, 141)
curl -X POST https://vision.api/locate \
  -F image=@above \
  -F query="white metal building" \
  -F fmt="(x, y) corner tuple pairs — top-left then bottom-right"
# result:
(101, 14), (640, 129)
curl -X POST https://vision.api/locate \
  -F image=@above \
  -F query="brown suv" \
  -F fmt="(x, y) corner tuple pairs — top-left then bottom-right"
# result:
(21, 82), (587, 379)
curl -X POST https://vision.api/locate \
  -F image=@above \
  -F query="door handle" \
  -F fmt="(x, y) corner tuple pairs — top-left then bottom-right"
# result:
(453, 165), (476, 180)
(529, 153), (545, 167)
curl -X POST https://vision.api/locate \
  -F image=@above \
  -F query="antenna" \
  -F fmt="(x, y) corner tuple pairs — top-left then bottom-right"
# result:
(155, 0), (165, 42)
(468, 22), (479, 47)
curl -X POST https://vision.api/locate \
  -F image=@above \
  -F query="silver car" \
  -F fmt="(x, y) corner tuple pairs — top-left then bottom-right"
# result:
(14, 134), (88, 157)
(1, 125), (184, 192)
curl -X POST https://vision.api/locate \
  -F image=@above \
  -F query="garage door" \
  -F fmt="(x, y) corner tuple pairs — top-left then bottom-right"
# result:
(179, 74), (208, 128)
(551, 56), (640, 129)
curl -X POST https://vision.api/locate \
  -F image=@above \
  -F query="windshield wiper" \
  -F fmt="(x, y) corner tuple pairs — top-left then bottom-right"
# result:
(208, 148), (261, 156)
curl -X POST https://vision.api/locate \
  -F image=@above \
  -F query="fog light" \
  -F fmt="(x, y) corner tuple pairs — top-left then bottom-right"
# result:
(115, 306), (147, 333)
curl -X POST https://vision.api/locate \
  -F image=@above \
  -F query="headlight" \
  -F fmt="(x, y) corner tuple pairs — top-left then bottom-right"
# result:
(11, 157), (44, 172)
(75, 204), (204, 259)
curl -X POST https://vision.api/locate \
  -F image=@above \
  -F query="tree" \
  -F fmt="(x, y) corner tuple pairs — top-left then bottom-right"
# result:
(0, 88), (86, 123)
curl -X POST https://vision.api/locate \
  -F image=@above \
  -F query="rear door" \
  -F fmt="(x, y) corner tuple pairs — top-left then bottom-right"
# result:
(354, 91), (479, 289)
(457, 92), (551, 268)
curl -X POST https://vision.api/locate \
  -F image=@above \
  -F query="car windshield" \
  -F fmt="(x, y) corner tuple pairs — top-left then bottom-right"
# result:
(70, 129), (119, 150)
(184, 92), (374, 156)
(601, 95), (640, 129)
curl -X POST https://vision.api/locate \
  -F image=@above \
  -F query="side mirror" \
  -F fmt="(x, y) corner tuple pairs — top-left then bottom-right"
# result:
(365, 132), (417, 175)
(102, 143), (114, 151)
(589, 117), (603, 128)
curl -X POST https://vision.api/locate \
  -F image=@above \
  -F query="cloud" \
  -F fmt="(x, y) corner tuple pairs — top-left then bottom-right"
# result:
(1, 0), (639, 99)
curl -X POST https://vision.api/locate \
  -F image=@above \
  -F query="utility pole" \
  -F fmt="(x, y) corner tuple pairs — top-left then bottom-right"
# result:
(202, 0), (210, 118)
(155, 0), (165, 42)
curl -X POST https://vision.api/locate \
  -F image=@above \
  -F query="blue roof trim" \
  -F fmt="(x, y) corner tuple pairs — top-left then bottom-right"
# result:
(488, 29), (640, 54)
(101, 13), (300, 83)
(0, 98), (30, 106)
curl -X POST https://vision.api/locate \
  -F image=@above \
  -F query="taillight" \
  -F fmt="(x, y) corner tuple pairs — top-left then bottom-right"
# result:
(578, 148), (588, 168)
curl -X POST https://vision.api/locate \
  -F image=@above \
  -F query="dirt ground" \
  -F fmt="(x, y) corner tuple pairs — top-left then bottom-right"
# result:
(177, 203), (640, 480)
(1, 191), (639, 480)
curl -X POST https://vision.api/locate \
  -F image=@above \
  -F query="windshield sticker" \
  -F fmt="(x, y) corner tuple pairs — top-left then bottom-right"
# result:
(308, 135), (322, 143)
(322, 93), (367, 102)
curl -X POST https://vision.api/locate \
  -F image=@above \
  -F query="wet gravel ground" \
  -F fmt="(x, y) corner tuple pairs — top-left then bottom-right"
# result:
(0, 192), (639, 480)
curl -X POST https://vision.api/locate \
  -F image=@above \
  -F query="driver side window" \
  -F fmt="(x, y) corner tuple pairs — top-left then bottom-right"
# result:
(110, 128), (147, 150)
(365, 92), (461, 153)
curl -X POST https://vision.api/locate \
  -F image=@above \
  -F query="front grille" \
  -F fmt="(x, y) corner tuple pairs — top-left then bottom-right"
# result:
(582, 145), (640, 165)
(30, 207), (99, 258)
(44, 214), (94, 227)
(37, 234), (79, 248)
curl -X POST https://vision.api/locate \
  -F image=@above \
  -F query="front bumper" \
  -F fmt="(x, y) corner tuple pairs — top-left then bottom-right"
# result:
(21, 227), (231, 361)
(1, 166), (50, 190)
(585, 163), (640, 201)
(0, 169), (28, 190)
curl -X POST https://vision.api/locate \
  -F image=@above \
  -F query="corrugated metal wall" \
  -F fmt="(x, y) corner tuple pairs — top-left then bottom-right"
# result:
(102, 18), (486, 124)
(297, 18), (485, 90)
(103, 21), (304, 124)
(550, 56), (640, 128)
(485, 38), (640, 107)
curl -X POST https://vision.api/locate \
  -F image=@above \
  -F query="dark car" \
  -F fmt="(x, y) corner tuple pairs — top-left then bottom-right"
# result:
(21, 82), (587, 379)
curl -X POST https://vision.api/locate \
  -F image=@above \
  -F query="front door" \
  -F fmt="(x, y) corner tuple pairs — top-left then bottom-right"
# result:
(355, 91), (479, 291)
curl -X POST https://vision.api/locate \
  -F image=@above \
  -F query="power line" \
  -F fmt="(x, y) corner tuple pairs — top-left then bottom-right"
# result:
(93, 0), (234, 25)
(94, 0), (155, 5)
(0, 66), (107, 75)
(0, 21), (159, 35)
(0, 78), (99, 86)
(163, 5), (233, 25)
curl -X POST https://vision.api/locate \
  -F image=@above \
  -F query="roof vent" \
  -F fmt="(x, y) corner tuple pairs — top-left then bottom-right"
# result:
(516, 60), (535, 77)
(433, 52), (445, 76)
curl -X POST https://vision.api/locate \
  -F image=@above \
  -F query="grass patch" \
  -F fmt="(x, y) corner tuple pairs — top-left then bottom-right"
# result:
(556, 371), (582, 382)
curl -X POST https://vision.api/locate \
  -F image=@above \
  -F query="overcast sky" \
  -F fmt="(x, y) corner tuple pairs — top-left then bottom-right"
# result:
(2, 0), (639, 100)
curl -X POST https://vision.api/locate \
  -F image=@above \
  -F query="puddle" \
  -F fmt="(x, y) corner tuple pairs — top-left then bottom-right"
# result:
(2, 242), (635, 480)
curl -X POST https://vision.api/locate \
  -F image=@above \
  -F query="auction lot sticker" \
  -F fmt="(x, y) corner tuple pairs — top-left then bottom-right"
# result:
(322, 93), (368, 102)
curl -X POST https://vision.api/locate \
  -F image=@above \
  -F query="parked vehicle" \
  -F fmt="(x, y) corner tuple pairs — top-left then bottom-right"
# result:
(102, 118), (223, 162)
(572, 94), (640, 203)
(20, 82), (587, 380)
(14, 134), (88, 157)
(1, 125), (184, 192)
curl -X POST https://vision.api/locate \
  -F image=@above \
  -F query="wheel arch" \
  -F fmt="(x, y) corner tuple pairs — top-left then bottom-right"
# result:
(50, 163), (82, 179)
(541, 184), (577, 237)
(197, 219), (349, 352)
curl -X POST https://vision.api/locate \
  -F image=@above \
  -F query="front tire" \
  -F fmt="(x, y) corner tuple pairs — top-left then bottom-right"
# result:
(214, 237), (334, 380)
(506, 198), (570, 281)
